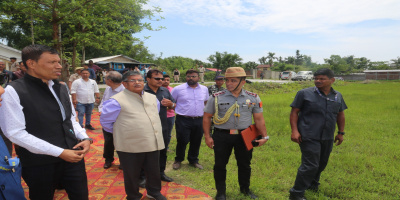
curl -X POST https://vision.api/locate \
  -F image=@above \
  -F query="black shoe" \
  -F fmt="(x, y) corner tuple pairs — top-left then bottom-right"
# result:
(215, 192), (226, 200)
(103, 162), (112, 169)
(160, 174), (173, 182)
(289, 193), (307, 200)
(118, 165), (122, 170)
(85, 125), (95, 130)
(240, 189), (258, 199)
(139, 178), (146, 188)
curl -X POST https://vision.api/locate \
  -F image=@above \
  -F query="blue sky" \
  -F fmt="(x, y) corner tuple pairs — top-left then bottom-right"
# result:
(136, 0), (400, 64)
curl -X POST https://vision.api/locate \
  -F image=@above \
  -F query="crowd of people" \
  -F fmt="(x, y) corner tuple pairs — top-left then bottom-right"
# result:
(0, 44), (347, 200)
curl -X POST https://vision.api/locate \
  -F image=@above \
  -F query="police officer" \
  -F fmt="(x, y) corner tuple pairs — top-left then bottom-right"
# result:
(207, 75), (225, 96)
(203, 67), (269, 200)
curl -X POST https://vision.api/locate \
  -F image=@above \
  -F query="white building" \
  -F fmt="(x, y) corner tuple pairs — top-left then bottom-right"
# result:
(0, 43), (21, 71)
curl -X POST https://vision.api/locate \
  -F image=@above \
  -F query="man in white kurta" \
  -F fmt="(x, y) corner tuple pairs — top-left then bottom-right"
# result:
(100, 71), (166, 200)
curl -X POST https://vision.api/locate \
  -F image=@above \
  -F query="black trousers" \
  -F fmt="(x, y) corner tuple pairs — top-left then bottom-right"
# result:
(174, 115), (203, 164)
(213, 129), (253, 194)
(290, 139), (333, 196)
(22, 159), (88, 200)
(102, 128), (115, 163)
(159, 128), (169, 174)
(117, 151), (162, 200)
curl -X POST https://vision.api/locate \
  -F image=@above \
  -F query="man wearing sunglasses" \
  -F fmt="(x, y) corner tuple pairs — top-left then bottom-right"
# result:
(144, 69), (175, 183)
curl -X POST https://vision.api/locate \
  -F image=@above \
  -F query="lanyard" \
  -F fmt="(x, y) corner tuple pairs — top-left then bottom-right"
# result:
(315, 87), (337, 102)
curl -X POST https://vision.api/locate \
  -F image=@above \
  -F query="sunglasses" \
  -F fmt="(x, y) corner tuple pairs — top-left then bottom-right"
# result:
(153, 77), (164, 81)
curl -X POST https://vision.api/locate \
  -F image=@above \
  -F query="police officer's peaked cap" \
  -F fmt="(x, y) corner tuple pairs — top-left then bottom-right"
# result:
(225, 67), (251, 78)
(75, 67), (84, 71)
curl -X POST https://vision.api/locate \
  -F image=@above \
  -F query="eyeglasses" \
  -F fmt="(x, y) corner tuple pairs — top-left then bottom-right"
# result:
(186, 75), (198, 78)
(124, 79), (144, 83)
(153, 77), (164, 81)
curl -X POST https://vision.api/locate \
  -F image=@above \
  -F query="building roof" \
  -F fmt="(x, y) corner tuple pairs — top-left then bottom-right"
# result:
(256, 65), (272, 68)
(206, 68), (222, 72)
(0, 43), (21, 61)
(85, 55), (141, 64)
(364, 70), (400, 73)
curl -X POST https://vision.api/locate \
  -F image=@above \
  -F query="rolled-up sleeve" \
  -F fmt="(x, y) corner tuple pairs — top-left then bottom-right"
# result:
(100, 99), (121, 133)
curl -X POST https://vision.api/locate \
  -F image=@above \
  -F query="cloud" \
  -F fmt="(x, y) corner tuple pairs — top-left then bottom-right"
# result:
(148, 0), (400, 33)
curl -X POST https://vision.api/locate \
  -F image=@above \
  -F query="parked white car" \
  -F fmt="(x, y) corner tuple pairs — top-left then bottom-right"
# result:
(293, 71), (313, 81)
(281, 71), (296, 80)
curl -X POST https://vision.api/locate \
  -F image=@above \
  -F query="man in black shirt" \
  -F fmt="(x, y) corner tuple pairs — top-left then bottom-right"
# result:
(144, 69), (176, 183)
(289, 68), (347, 200)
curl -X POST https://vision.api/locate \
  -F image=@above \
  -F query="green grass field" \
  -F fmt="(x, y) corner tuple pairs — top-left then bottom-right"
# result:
(164, 81), (400, 200)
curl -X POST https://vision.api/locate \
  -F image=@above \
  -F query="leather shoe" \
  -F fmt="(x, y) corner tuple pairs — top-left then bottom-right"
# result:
(160, 174), (173, 182)
(289, 194), (307, 200)
(215, 192), (226, 200)
(85, 125), (95, 130)
(103, 162), (112, 169)
(240, 189), (258, 199)
(139, 178), (146, 188)
(190, 162), (203, 170)
(172, 161), (181, 170)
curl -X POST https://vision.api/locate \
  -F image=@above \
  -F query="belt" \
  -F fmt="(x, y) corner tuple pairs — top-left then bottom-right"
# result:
(214, 128), (245, 134)
(199, 72), (204, 73)
(177, 114), (202, 119)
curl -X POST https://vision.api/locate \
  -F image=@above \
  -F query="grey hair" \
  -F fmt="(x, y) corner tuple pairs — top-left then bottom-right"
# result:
(122, 71), (142, 81)
(106, 71), (123, 83)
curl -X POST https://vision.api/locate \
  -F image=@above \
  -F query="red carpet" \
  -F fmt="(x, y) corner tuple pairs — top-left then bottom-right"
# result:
(22, 112), (211, 200)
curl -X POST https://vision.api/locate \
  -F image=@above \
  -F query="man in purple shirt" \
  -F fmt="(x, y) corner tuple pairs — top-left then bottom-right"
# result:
(171, 69), (209, 170)
(98, 71), (125, 169)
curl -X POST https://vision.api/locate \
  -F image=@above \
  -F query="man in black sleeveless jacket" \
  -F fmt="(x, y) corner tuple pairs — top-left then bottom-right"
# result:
(0, 45), (92, 200)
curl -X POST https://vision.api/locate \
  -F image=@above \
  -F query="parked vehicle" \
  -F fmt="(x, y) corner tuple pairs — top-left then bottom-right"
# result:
(334, 77), (344, 81)
(281, 71), (296, 80)
(293, 71), (313, 81)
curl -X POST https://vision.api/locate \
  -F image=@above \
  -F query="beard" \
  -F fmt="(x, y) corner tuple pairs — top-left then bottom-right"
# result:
(187, 79), (197, 86)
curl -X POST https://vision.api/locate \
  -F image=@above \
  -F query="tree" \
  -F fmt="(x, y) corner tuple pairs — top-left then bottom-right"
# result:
(258, 56), (267, 65)
(266, 52), (277, 67)
(324, 55), (348, 74)
(208, 51), (242, 72)
(243, 61), (258, 71)
(390, 57), (400, 69)
(1, 0), (163, 81)
(295, 50), (304, 66)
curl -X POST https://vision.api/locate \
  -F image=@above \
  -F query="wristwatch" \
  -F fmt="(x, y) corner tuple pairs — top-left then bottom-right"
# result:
(338, 131), (345, 135)
(81, 138), (93, 144)
(261, 136), (270, 140)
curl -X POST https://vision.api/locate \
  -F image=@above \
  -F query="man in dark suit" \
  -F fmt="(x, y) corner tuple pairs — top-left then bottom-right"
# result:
(0, 44), (92, 200)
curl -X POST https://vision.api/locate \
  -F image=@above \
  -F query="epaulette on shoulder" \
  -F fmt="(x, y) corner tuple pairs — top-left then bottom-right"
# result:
(245, 90), (258, 97)
(212, 90), (225, 97)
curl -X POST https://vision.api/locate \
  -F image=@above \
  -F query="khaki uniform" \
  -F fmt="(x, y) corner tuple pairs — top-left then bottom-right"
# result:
(199, 67), (205, 82)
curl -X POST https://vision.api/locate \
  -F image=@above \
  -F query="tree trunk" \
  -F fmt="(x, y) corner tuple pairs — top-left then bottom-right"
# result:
(72, 41), (77, 70)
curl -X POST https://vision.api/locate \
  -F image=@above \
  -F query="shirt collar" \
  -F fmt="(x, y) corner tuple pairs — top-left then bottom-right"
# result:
(185, 82), (199, 88)
(225, 89), (245, 97)
(314, 87), (337, 95)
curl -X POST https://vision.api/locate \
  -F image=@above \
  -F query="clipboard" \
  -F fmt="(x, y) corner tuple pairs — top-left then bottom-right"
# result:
(241, 124), (261, 151)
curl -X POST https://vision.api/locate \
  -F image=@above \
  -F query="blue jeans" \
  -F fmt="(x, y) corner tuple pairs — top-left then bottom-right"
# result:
(76, 103), (94, 127)
(166, 116), (175, 148)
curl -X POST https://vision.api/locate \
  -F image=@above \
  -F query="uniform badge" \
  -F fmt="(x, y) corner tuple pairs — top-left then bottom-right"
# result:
(246, 99), (251, 104)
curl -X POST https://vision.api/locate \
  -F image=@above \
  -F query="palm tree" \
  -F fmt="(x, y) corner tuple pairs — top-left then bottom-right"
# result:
(266, 52), (277, 67)
(258, 56), (267, 65)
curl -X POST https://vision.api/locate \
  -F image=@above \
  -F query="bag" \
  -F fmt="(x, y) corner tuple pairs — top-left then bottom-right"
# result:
(0, 135), (25, 200)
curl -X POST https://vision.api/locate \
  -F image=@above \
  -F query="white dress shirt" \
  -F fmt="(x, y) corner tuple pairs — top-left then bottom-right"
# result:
(0, 81), (89, 157)
(70, 78), (99, 104)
